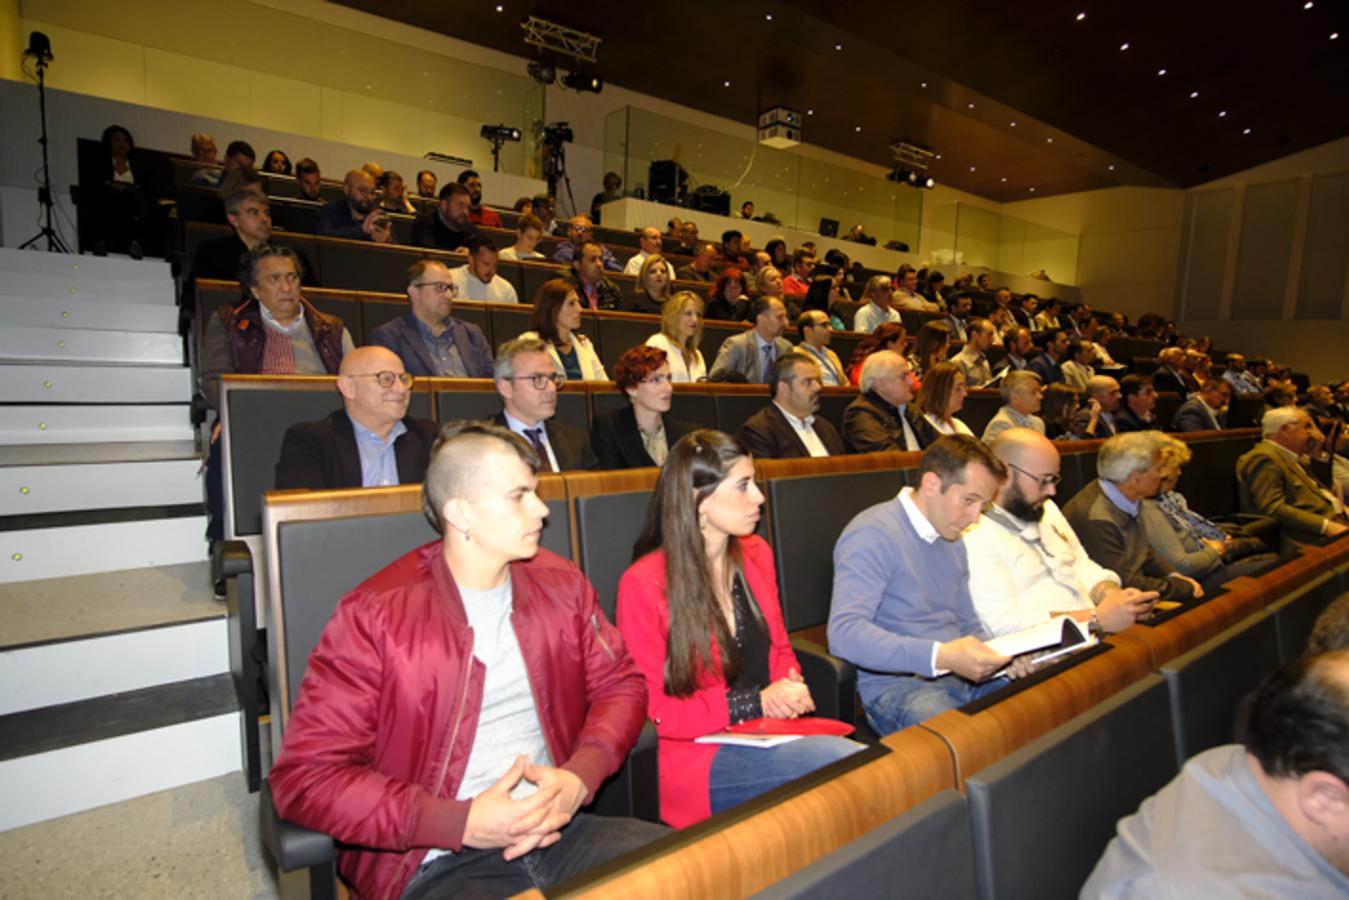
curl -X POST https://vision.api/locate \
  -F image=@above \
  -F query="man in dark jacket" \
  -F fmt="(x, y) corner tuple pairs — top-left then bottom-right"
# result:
(275, 347), (439, 489)
(843, 351), (926, 453)
(412, 182), (478, 252)
(318, 169), (393, 243)
(368, 258), (494, 378)
(268, 421), (664, 900)
(181, 187), (316, 310)
(740, 352), (847, 459)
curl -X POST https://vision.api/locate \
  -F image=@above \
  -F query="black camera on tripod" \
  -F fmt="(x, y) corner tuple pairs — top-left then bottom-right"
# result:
(543, 122), (574, 147)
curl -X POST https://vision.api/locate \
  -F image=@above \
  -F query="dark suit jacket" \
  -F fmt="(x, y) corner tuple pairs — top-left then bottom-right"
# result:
(1061, 480), (1195, 602)
(492, 412), (599, 471)
(367, 310), (494, 378)
(567, 270), (623, 311)
(411, 210), (477, 251)
(739, 403), (847, 460)
(676, 264), (714, 283)
(1114, 407), (1157, 433)
(1150, 367), (1189, 396)
(842, 391), (927, 453)
(1171, 396), (1227, 432)
(317, 200), (373, 241)
(1070, 406), (1118, 438)
(590, 405), (697, 469)
(1029, 352), (1065, 386)
(274, 410), (439, 490)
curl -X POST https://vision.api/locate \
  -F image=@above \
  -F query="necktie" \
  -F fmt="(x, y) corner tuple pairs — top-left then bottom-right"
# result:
(760, 343), (776, 383)
(524, 428), (553, 472)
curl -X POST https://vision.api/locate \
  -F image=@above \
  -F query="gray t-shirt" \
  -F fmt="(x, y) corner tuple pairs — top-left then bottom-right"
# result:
(1082, 744), (1349, 898)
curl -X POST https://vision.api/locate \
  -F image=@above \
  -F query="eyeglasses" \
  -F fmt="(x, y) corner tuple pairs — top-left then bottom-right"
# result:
(1007, 461), (1061, 489)
(509, 372), (566, 390)
(412, 281), (455, 295)
(349, 371), (415, 389)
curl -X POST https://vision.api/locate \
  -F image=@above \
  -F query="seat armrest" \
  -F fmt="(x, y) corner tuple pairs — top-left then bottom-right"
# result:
(216, 539), (253, 578)
(260, 779), (335, 873)
(791, 637), (857, 726)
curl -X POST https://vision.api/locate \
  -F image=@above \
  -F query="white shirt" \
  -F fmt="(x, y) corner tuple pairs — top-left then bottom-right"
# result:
(853, 302), (902, 334)
(623, 250), (676, 280)
(501, 410), (559, 470)
(775, 402), (830, 457)
(450, 265), (519, 303)
(798, 343), (845, 386)
(923, 413), (974, 437)
(898, 486), (945, 675)
(645, 332), (706, 382)
(498, 246), (545, 261)
(962, 499), (1119, 637)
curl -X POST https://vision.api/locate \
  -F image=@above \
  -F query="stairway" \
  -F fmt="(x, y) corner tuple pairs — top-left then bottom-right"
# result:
(0, 247), (241, 834)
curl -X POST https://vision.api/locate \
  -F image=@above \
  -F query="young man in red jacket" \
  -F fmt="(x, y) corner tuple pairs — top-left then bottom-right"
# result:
(269, 422), (665, 899)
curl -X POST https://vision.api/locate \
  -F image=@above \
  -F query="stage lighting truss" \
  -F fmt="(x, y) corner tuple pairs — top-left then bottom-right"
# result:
(521, 16), (601, 63)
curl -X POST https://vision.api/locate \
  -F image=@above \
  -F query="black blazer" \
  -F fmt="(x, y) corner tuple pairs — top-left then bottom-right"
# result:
(274, 410), (439, 490)
(590, 405), (697, 469)
(411, 210), (477, 251)
(1150, 367), (1189, 396)
(739, 403), (848, 460)
(492, 412), (599, 471)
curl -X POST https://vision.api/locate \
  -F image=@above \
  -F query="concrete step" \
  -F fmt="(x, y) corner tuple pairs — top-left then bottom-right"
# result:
(0, 247), (174, 286)
(0, 326), (182, 366)
(0, 458), (201, 515)
(0, 293), (179, 333)
(1, 515), (207, 583)
(0, 441), (198, 466)
(0, 771), (276, 896)
(0, 405), (193, 444)
(0, 674), (240, 832)
(0, 364), (192, 403)
(0, 270), (175, 306)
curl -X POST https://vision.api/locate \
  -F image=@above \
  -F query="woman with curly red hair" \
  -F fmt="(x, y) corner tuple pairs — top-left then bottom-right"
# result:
(590, 345), (698, 469)
(706, 268), (749, 321)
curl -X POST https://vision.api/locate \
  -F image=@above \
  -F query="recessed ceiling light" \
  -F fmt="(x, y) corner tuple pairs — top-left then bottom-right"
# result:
(495, 3), (503, 9)
(1108, 164), (1116, 171)
(835, 43), (843, 50)
(1046, 137), (1054, 143)
(1218, 110), (1227, 118)
(1332, 32), (1340, 40)
(1009, 121), (1017, 127)
(969, 166), (976, 172)
(936, 154), (942, 159)
(723, 80), (731, 87)
(854, 125), (862, 132)
(968, 102), (976, 109)
(1001, 177), (1007, 182)
(1304, 1), (1313, 8)
(1076, 12), (1086, 21)
(765, 13), (773, 20)
(1119, 42), (1130, 51)
(1157, 68), (1167, 76)
(807, 109), (815, 115)
(920, 82), (928, 88)
(1029, 187), (1036, 192)
(1243, 127), (1252, 135)
(1189, 91), (1200, 99)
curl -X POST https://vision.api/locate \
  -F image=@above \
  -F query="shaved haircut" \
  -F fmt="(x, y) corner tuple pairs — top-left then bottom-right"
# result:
(422, 421), (539, 533)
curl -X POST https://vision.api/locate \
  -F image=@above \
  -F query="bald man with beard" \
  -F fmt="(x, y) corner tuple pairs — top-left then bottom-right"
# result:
(275, 346), (439, 489)
(318, 169), (394, 243)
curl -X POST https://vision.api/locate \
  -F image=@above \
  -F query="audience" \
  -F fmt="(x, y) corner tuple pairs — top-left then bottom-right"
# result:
(981, 370), (1045, 442)
(182, 186), (317, 307)
(376, 171), (416, 214)
(951, 317), (995, 388)
(1060, 339), (1097, 391)
(567, 241), (623, 311)
(916, 362), (974, 439)
(268, 420), (661, 899)
(491, 336), (598, 470)
(1073, 376), (1122, 438)
(706, 267), (749, 322)
(616, 430), (863, 827)
(458, 170), (501, 227)
(522, 279), (607, 382)
(1062, 432), (1203, 603)
(739, 352), (846, 459)
(963, 428), (1155, 637)
(191, 138), (254, 187)
(1115, 375), (1159, 432)
(1223, 353), (1263, 397)
(853, 275), (903, 334)
(830, 436), (1031, 733)
(796, 310), (847, 387)
(1029, 330), (1070, 386)
(82, 124), (169, 259)
(319, 169), (393, 243)
(1041, 384), (1083, 441)
(449, 234), (518, 304)
(623, 227), (676, 279)
(895, 265), (940, 312)
(1000, 326), (1035, 375)
(1151, 347), (1193, 396)
(1171, 378), (1231, 432)
(782, 249), (815, 299)
(190, 133), (217, 168)
(1083, 650), (1349, 897)
(590, 171), (623, 222)
(1237, 408), (1348, 543)
(591, 346), (696, 469)
(719, 230), (750, 269)
(412, 182), (477, 252)
(909, 321), (952, 381)
(646, 292), (707, 383)
(708, 297), (792, 384)
(274, 346), (437, 489)
(553, 216), (621, 271)
(262, 150), (291, 176)
(1141, 436), (1277, 593)
(942, 293), (973, 342)
(677, 243), (717, 283)
(499, 213), (546, 261)
(1033, 297), (1063, 332)
(294, 157), (323, 202)
(368, 258), (493, 378)
(621, 254), (673, 315)
(415, 169), (437, 199)
(843, 351), (925, 453)
(753, 266), (793, 317)
(846, 322), (907, 387)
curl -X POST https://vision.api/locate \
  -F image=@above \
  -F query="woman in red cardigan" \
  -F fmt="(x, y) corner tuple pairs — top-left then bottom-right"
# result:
(616, 430), (862, 827)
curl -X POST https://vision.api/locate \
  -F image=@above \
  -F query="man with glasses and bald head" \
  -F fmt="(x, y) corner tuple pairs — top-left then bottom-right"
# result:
(275, 346), (439, 490)
(369, 258), (495, 378)
(492, 336), (598, 472)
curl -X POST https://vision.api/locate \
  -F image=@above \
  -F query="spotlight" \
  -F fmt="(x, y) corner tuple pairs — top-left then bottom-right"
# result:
(561, 71), (603, 93)
(24, 31), (53, 63)
(480, 124), (522, 143)
(527, 61), (555, 85)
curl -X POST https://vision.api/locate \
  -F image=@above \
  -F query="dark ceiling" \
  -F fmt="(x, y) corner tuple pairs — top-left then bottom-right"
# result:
(336, 0), (1348, 201)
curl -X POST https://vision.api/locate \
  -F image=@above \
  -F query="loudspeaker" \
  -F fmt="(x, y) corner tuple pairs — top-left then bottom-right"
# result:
(687, 186), (730, 216)
(648, 160), (688, 203)
(819, 218), (839, 237)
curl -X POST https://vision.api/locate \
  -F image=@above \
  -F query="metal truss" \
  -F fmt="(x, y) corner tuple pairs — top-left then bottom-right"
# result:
(520, 16), (601, 63)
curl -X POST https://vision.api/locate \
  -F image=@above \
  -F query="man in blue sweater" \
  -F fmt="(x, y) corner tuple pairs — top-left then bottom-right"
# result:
(829, 435), (1034, 734)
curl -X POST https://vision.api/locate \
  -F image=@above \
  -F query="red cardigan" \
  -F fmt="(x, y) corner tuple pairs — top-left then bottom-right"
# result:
(616, 534), (801, 827)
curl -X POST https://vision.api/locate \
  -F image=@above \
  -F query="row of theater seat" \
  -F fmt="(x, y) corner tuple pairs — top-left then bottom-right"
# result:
(230, 434), (1349, 898)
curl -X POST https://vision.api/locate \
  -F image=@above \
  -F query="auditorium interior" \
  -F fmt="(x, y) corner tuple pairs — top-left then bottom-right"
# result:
(0, 0), (1347, 897)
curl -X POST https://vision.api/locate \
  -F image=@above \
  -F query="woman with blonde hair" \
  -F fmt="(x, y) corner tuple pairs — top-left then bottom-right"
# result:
(646, 291), (707, 383)
(622, 253), (673, 315)
(915, 361), (973, 440)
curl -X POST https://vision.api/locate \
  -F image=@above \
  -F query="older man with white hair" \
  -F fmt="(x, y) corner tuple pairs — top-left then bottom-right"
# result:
(1062, 432), (1203, 603)
(1237, 407), (1348, 543)
(981, 370), (1046, 443)
(842, 351), (925, 453)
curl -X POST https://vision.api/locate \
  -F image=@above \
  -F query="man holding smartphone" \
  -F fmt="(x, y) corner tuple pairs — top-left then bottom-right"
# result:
(318, 169), (394, 243)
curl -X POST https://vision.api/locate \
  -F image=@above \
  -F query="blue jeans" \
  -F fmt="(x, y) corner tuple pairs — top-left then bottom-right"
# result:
(864, 675), (1007, 735)
(400, 813), (666, 899)
(708, 736), (865, 814)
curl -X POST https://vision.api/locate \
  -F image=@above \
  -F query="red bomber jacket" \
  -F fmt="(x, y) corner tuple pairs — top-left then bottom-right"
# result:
(268, 541), (646, 900)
